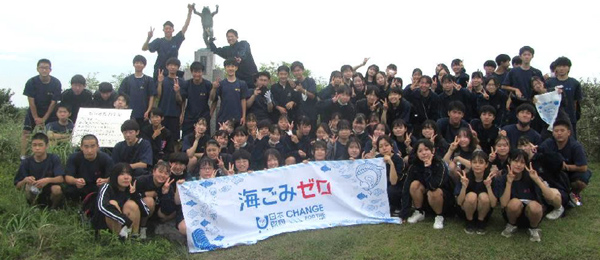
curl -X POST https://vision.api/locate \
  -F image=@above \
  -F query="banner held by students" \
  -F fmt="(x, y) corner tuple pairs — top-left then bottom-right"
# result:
(71, 108), (132, 147)
(534, 90), (562, 131)
(178, 158), (400, 253)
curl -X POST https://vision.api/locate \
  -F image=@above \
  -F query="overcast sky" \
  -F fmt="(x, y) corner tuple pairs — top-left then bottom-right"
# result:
(1, 0), (599, 107)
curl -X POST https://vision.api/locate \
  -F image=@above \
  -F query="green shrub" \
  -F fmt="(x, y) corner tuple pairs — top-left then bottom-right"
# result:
(577, 78), (600, 161)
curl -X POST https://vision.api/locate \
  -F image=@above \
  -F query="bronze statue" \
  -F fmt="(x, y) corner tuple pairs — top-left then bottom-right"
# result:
(192, 4), (219, 48)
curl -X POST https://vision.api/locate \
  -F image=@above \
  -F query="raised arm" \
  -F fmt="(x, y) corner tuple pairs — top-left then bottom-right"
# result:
(142, 27), (154, 51)
(181, 4), (194, 35)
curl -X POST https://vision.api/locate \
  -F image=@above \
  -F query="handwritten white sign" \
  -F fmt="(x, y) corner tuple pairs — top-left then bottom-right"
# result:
(71, 108), (132, 147)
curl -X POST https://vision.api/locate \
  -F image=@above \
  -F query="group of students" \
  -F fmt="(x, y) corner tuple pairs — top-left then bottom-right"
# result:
(15, 44), (591, 243)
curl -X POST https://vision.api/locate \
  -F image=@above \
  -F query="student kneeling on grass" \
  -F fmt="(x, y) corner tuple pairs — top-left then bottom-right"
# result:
(14, 133), (65, 209)
(96, 163), (150, 240)
(64, 134), (114, 201)
(403, 139), (455, 229)
(494, 149), (563, 242)
(133, 160), (175, 239)
(455, 151), (498, 235)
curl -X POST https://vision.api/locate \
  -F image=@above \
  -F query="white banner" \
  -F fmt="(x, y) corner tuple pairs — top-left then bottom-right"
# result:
(71, 108), (132, 147)
(178, 158), (400, 253)
(534, 91), (562, 131)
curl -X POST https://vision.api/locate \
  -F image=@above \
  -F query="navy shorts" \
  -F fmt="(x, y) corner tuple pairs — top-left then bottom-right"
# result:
(569, 170), (591, 185)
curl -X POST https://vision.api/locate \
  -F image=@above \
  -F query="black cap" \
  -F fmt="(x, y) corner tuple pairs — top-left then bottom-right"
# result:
(98, 82), (113, 93)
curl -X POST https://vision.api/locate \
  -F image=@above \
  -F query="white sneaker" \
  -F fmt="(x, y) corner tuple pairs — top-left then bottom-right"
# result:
(407, 210), (425, 224)
(501, 223), (517, 238)
(119, 226), (131, 239)
(139, 227), (147, 239)
(545, 206), (564, 220)
(433, 215), (444, 229)
(528, 228), (541, 242)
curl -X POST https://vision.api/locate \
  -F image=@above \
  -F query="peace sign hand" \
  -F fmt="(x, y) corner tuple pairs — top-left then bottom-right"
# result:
(226, 162), (235, 176)
(129, 180), (137, 194)
(173, 78), (180, 92)
(162, 178), (174, 194)
(217, 156), (225, 169)
(484, 171), (497, 187)
(506, 165), (515, 184)
(429, 134), (437, 144)
(404, 133), (412, 146)
(382, 98), (389, 111)
(158, 69), (164, 82)
(525, 162), (539, 181)
(458, 169), (469, 187)
(449, 136), (459, 151)
(489, 147), (497, 162)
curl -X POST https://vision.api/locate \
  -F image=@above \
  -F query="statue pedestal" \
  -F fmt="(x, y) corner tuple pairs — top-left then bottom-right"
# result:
(193, 48), (222, 81)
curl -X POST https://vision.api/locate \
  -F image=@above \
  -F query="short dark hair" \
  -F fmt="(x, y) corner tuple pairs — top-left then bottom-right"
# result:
(277, 65), (290, 73)
(365, 85), (380, 96)
(313, 140), (327, 151)
(336, 85), (352, 96)
(117, 93), (130, 105)
(298, 116), (311, 126)
(226, 29), (238, 37)
(337, 119), (351, 131)
(37, 59), (51, 68)
(441, 74), (455, 83)
(412, 68), (422, 76)
(553, 119), (572, 131)
(479, 105), (496, 117)
(199, 157), (216, 170)
(168, 152), (189, 165)
(389, 87), (403, 96)
(166, 57), (181, 67)
(81, 134), (99, 146)
(340, 65), (353, 73)
(483, 60), (497, 68)
(232, 149), (251, 162)
(516, 103), (536, 115)
(150, 107), (164, 118)
(264, 148), (282, 165)
(256, 71), (271, 80)
(471, 71), (484, 79)
(329, 70), (342, 82)
(57, 103), (72, 113)
(257, 119), (271, 130)
(290, 61), (304, 71)
(554, 56), (572, 67)
(32, 132), (49, 145)
(233, 126), (248, 136)
(163, 21), (174, 28)
(70, 74), (86, 86)
(387, 64), (397, 71)
(121, 119), (140, 132)
(153, 160), (170, 171)
(495, 54), (511, 65)
(224, 58), (237, 67)
(98, 82), (113, 93)
(549, 61), (556, 72)
(484, 76), (499, 88)
(519, 46), (535, 56)
(451, 59), (462, 66)
(512, 56), (522, 66)
(190, 61), (205, 72)
(133, 55), (147, 66)
(448, 101), (466, 114)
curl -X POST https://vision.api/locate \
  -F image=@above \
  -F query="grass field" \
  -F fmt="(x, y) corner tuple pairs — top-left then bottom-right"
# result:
(0, 157), (598, 260)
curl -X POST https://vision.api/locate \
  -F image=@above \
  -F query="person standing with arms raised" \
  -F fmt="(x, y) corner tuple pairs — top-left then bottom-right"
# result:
(209, 29), (258, 87)
(142, 4), (194, 81)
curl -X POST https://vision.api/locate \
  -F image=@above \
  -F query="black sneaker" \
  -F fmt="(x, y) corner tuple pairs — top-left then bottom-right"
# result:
(464, 220), (476, 234)
(476, 219), (486, 235)
(391, 209), (401, 218)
